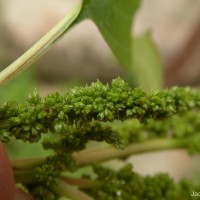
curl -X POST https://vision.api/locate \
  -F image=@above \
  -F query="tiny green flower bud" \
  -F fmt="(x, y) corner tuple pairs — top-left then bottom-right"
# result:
(0, 130), (10, 143)
(10, 117), (22, 124)
(38, 111), (47, 119)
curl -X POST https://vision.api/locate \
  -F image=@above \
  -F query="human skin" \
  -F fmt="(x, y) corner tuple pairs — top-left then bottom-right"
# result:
(0, 141), (33, 200)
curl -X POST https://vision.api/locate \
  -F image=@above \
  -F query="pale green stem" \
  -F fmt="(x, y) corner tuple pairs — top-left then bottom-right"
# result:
(73, 138), (186, 166)
(12, 137), (186, 171)
(53, 180), (94, 200)
(12, 157), (45, 170)
(61, 176), (101, 189)
(0, 0), (83, 87)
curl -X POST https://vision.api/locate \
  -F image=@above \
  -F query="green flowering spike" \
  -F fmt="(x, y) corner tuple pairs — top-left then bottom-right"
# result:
(1, 78), (200, 199)
(1, 78), (200, 146)
(43, 122), (124, 153)
(83, 164), (200, 200)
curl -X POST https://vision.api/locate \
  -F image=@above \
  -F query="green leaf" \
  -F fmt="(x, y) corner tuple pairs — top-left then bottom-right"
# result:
(75, 0), (140, 70)
(73, 0), (162, 90)
(132, 32), (163, 90)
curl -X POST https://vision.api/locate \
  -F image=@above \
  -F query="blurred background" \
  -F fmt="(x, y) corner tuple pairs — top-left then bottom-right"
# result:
(0, 0), (200, 184)
(1, 0), (200, 88)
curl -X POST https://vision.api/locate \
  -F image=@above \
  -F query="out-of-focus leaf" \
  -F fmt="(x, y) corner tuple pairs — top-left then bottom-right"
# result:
(75, 0), (140, 70)
(132, 32), (163, 90)
(73, 0), (162, 90)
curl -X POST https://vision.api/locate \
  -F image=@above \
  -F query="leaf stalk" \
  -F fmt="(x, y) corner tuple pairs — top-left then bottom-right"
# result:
(0, 0), (83, 87)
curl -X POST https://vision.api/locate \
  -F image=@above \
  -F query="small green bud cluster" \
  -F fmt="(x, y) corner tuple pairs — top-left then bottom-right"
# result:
(42, 122), (124, 153)
(1, 78), (200, 144)
(29, 185), (58, 200)
(83, 164), (200, 200)
(112, 111), (200, 154)
(1, 78), (200, 199)
(27, 154), (76, 200)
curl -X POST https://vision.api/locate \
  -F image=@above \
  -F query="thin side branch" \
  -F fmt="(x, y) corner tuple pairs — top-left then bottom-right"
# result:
(0, 0), (83, 87)
(12, 137), (187, 172)
(52, 180), (94, 200)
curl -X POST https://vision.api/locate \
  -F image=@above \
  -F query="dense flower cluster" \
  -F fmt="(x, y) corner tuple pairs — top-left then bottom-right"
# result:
(84, 164), (200, 200)
(1, 78), (200, 199)
(1, 78), (200, 144)
(110, 111), (200, 154)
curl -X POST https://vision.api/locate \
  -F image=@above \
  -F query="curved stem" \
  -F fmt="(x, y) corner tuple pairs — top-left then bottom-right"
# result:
(74, 137), (186, 166)
(12, 157), (45, 171)
(12, 136), (191, 192)
(0, 0), (83, 87)
(61, 176), (101, 189)
(12, 137), (187, 172)
(52, 180), (94, 200)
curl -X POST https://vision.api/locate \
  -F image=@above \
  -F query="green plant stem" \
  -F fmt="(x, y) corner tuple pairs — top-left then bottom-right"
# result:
(61, 176), (101, 189)
(52, 180), (94, 200)
(12, 137), (188, 190)
(12, 137), (187, 173)
(0, 0), (83, 87)
(73, 137), (187, 166)
(12, 157), (45, 171)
